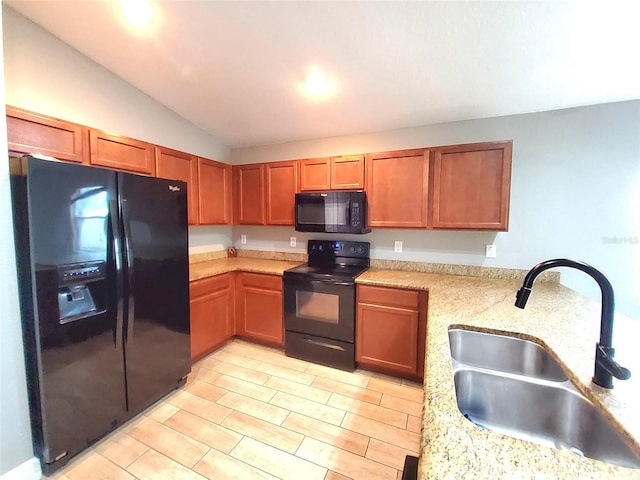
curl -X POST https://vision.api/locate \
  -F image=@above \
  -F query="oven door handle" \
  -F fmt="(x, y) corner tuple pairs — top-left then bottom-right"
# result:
(302, 337), (346, 351)
(310, 280), (353, 286)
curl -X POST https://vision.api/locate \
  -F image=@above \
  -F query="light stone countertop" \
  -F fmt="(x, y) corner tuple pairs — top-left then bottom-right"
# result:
(189, 258), (640, 478)
(357, 268), (640, 479)
(189, 257), (301, 281)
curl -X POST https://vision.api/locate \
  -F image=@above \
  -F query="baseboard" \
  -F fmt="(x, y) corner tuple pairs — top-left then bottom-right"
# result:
(0, 457), (41, 480)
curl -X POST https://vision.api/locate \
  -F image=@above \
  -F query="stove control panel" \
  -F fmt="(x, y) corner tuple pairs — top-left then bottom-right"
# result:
(308, 240), (370, 259)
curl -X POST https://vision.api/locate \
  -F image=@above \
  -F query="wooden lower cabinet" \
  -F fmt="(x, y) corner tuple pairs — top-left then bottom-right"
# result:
(235, 272), (283, 347)
(356, 285), (427, 381)
(189, 273), (234, 362)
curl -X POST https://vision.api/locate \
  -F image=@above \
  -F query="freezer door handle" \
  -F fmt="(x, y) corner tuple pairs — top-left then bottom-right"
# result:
(110, 199), (124, 351)
(121, 198), (135, 344)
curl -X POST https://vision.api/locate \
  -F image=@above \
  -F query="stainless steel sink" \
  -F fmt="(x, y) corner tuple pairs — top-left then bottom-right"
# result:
(448, 328), (567, 381)
(448, 327), (640, 469)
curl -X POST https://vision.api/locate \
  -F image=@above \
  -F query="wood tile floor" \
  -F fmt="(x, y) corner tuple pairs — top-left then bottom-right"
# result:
(49, 339), (423, 480)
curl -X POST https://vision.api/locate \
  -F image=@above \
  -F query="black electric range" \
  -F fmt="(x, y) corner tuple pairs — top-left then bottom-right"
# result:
(283, 240), (370, 370)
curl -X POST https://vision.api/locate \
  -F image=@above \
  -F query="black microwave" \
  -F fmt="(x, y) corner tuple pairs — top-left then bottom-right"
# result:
(295, 191), (371, 234)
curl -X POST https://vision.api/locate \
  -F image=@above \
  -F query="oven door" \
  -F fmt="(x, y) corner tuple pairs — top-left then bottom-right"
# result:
(283, 277), (355, 342)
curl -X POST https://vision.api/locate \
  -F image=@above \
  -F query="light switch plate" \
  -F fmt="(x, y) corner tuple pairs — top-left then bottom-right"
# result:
(394, 241), (403, 253)
(241, 234), (247, 244)
(290, 237), (297, 247)
(486, 244), (497, 258)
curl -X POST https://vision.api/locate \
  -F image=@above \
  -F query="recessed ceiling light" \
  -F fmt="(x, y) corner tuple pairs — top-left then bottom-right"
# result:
(300, 66), (338, 100)
(120, 0), (154, 28)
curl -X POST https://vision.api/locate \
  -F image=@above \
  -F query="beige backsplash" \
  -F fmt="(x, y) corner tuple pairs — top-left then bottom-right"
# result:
(189, 249), (560, 283)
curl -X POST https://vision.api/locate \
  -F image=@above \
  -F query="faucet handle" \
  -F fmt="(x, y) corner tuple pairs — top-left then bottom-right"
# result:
(593, 344), (631, 388)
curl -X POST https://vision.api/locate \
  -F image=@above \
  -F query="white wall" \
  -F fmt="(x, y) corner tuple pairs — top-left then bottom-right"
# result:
(2, 5), (229, 163)
(0, 5), (37, 476)
(232, 101), (640, 319)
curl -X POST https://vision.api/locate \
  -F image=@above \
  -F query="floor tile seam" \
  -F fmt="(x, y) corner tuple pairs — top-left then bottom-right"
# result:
(269, 390), (348, 425)
(205, 363), (272, 386)
(365, 436), (420, 458)
(127, 421), (212, 470)
(327, 393), (410, 429)
(215, 389), (290, 426)
(328, 391), (412, 418)
(276, 411), (372, 452)
(160, 408), (244, 452)
(166, 397), (234, 426)
(122, 447), (180, 476)
(219, 413), (305, 453)
(210, 374), (279, 402)
(310, 380), (384, 406)
(255, 362), (318, 385)
(339, 413), (420, 448)
(295, 435), (403, 476)
(66, 449), (130, 478)
(267, 379), (334, 405)
(230, 350), (311, 373)
(232, 435), (328, 476)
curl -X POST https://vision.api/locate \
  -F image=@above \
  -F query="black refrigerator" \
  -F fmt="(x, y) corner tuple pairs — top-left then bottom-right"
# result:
(9, 156), (191, 475)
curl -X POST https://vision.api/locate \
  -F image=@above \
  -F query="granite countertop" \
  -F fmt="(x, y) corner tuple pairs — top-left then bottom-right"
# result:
(189, 257), (302, 281)
(357, 268), (640, 479)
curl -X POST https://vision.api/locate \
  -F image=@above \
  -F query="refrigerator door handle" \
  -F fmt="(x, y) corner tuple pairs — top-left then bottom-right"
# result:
(110, 199), (124, 351)
(121, 198), (135, 343)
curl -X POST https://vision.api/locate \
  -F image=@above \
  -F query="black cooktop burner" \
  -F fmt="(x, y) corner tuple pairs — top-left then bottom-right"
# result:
(283, 239), (370, 282)
(283, 263), (369, 282)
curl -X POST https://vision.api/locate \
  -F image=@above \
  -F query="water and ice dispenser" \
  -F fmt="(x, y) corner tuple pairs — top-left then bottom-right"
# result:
(56, 261), (107, 324)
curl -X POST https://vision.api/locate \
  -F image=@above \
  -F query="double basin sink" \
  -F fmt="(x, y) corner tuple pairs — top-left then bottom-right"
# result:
(448, 328), (640, 469)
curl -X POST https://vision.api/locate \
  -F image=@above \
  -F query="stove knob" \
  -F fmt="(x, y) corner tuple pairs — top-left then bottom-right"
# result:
(318, 244), (324, 251)
(357, 246), (364, 254)
(350, 246), (356, 254)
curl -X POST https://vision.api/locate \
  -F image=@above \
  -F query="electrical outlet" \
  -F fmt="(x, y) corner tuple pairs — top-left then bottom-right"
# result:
(486, 244), (497, 258)
(241, 234), (247, 244)
(290, 237), (297, 247)
(394, 241), (403, 253)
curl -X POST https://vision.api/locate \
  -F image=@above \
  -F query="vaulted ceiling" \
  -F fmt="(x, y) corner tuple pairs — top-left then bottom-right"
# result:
(6, 1), (640, 148)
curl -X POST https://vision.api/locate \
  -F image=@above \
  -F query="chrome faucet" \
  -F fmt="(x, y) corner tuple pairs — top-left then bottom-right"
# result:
(515, 258), (631, 389)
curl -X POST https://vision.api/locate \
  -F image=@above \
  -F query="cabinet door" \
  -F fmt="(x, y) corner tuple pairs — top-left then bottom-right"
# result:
(366, 149), (429, 228)
(236, 273), (283, 347)
(299, 157), (331, 191)
(356, 285), (426, 381)
(266, 160), (298, 225)
(89, 129), (155, 175)
(331, 155), (364, 190)
(431, 141), (512, 230)
(156, 147), (198, 225)
(357, 303), (419, 375)
(199, 158), (232, 225)
(6, 106), (87, 163)
(189, 274), (234, 362)
(234, 164), (265, 225)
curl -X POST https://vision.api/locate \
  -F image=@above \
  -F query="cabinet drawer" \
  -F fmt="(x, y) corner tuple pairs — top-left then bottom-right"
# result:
(239, 272), (282, 291)
(358, 285), (419, 309)
(190, 273), (232, 299)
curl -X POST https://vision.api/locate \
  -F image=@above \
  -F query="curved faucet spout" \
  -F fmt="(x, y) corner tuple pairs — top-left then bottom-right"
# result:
(514, 258), (630, 389)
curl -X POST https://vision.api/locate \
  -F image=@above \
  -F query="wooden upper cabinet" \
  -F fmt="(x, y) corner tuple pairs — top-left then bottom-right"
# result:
(6, 106), (87, 163)
(265, 161), (298, 225)
(89, 129), (155, 175)
(430, 141), (512, 231)
(330, 155), (364, 189)
(299, 157), (331, 191)
(155, 146), (198, 225)
(366, 149), (429, 228)
(198, 158), (232, 225)
(300, 155), (365, 191)
(234, 164), (265, 225)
